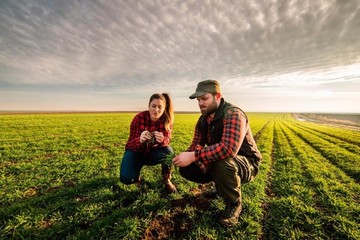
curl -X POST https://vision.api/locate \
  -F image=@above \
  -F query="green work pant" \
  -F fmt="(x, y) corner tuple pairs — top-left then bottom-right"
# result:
(179, 155), (256, 203)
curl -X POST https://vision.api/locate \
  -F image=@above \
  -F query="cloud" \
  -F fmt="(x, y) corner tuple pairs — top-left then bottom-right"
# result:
(1, 0), (359, 86)
(0, 0), (359, 112)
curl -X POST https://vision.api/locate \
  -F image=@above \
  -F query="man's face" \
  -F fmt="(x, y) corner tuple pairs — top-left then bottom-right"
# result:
(196, 93), (218, 116)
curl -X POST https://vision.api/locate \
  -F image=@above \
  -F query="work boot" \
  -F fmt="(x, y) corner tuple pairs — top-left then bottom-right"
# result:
(203, 182), (218, 198)
(196, 182), (217, 198)
(219, 200), (242, 227)
(161, 164), (177, 194)
(135, 177), (142, 188)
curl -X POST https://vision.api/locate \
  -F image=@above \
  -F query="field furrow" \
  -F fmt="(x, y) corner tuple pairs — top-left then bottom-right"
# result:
(241, 119), (275, 239)
(1, 113), (359, 239)
(290, 118), (360, 146)
(283, 122), (360, 182)
(258, 120), (276, 240)
(293, 123), (360, 154)
(264, 121), (325, 239)
(280, 121), (359, 239)
(290, 122), (360, 154)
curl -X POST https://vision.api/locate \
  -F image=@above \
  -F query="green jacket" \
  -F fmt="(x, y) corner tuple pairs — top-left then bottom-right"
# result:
(199, 98), (262, 174)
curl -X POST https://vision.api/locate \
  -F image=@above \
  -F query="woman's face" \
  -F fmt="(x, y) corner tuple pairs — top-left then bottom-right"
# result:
(149, 98), (165, 121)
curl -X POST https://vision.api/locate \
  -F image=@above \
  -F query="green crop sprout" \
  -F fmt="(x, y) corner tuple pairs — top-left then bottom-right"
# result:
(161, 152), (176, 165)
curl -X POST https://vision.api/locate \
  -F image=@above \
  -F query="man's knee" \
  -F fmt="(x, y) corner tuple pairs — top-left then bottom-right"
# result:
(120, 175), (135, 185)
(179, 163), (212, 183)
(210, 158), (241, 202)
(235, 155), (256, 183)
(179, 166), (191, 180)
(211, 157), (238, 176)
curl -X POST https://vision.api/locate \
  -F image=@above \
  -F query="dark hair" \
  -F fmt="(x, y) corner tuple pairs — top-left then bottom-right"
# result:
(148, 93), (174, 132)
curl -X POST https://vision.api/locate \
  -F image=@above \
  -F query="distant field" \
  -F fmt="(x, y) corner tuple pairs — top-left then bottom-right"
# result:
(294, 113), (360, 130)
(1, 112), (359, 239)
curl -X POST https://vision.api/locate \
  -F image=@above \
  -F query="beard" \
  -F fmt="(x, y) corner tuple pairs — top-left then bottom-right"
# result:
(200, 98), (218, 116)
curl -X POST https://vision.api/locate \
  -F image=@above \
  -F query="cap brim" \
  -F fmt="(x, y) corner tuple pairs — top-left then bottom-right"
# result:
(189, 91), (207, 99)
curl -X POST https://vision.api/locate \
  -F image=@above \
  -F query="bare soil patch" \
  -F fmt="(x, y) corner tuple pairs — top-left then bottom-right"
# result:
(142, 183), (217, 239)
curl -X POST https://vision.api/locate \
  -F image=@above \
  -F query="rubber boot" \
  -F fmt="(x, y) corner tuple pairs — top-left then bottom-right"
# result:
(161, 164), (176, 193)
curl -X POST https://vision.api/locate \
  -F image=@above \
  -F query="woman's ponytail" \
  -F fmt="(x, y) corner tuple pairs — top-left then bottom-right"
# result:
(161, 93), (174, 132)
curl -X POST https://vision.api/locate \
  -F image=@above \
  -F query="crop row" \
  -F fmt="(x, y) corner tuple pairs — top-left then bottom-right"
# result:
(289, 122), (359, 153)
(289, 117), (360, 146)
(265, 120), (359, 239)
(283, 121), (360, 182)
(1, 113), (358, 239)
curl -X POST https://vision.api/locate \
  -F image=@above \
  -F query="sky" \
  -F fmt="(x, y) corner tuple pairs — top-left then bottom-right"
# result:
(0, 0), (359, 113)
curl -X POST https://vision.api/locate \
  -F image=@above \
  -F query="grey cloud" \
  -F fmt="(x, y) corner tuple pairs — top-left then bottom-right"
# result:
(0, 0), (359, 88)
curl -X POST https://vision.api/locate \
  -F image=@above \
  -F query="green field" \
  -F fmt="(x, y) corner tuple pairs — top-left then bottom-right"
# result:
(1, 112), (359, 239)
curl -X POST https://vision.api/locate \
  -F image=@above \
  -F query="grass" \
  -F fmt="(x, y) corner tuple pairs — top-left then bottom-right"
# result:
(0, 112), (359, 239)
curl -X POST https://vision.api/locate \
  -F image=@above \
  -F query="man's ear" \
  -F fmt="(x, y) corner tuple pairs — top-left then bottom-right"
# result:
(215, 93), (222, 101)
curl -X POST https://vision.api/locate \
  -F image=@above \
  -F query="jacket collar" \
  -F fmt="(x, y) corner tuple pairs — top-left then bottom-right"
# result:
(211, 98), (225, 122)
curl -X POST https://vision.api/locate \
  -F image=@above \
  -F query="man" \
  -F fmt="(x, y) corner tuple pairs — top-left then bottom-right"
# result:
(173, 80), (262, 226)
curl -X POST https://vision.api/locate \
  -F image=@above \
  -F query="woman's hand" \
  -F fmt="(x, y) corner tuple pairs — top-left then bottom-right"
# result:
(140, 130), (152, 143)
(153, 131), (164, 143)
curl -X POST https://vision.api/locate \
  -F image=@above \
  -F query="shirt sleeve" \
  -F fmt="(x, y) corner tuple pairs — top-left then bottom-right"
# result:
(157, 123), (172, 147)
(187, 119), (204, 151)
(195, 108), (247, 168)
(125, 113), (144, 151)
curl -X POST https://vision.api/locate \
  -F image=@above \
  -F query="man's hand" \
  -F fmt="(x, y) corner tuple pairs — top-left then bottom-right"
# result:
(172, 152), (195, 167)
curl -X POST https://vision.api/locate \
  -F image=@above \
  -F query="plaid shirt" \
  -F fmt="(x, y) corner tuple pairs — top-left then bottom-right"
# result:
(187, 106), (247, 172)
(125, 111), (172, 152)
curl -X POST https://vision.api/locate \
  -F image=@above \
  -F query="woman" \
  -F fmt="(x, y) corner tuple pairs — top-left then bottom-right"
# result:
(120, 93), (176, 193)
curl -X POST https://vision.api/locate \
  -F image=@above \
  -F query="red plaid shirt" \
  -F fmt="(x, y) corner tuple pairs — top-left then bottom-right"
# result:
(187, 107), (247, 172)
(125, 111), (172, 152)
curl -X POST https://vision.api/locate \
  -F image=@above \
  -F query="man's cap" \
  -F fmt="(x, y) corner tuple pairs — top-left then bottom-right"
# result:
(189, 80), (221, 99)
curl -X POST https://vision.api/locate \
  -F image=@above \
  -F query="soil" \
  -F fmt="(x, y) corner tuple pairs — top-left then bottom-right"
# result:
(142, 183), (217, 239)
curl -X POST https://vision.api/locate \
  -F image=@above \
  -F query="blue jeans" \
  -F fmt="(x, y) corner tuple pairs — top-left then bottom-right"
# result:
(120, 146), (173, 184)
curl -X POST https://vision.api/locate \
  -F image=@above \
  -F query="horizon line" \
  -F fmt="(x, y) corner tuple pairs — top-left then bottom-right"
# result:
(0, 110), (359, 115)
